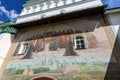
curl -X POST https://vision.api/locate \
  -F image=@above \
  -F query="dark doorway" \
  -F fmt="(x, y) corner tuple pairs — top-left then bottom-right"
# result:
(33, 77), (54, 80)
(31, 76), (57, 80)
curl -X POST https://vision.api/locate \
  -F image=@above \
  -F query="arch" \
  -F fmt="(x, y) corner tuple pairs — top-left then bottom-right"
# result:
(31, 75), (57, 80)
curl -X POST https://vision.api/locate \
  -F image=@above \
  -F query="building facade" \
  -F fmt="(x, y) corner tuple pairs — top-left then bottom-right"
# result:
(0, 0), (119, 80)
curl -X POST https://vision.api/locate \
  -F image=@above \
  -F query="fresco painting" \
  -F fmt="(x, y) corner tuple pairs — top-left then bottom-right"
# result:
(1, 16), (116, 80)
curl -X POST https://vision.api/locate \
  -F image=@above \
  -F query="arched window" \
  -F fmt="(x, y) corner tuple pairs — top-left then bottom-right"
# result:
(75, 36), (85, 49)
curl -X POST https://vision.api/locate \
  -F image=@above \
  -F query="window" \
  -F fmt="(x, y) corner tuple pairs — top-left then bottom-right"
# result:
(18, 43), (29, 55)
(75, 36), (85, 49)
(22, 43), (29, 54)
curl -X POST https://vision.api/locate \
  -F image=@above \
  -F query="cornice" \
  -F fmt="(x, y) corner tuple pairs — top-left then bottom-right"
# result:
(19, 0), (97, 18)
(23, 0), (47, 7)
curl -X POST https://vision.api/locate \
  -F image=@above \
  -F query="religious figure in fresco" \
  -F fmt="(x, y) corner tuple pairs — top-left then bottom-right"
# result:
(49, 37), (58, 51)
(22, 44), (33, 59)
(32, 39), (45, 52)
(64, 36), (77, 56)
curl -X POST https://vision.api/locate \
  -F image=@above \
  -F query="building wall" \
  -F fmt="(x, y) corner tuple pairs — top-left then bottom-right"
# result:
(105, 10), (120, 65)
(1, 15), (116, 80)
(0, 33), (14, 68)
(107, 12), (120, 25)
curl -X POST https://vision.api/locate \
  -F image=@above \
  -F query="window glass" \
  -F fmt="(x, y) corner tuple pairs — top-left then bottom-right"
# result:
(75, 36), (85, 49)
(22, 43), (28, 54)
(18, 43), (29, 55)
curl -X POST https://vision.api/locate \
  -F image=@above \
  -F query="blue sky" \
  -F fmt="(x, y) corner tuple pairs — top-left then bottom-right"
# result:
(0, 0), (26, 23)
(0, 0), (120, 24)
(102, 0), (120, 9)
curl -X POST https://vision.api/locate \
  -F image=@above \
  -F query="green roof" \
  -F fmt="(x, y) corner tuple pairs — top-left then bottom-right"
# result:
(0, 21), (14, 28)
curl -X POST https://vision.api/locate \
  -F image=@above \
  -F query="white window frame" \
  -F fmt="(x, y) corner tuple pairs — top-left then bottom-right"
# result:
(75, 36), (85, 49)
(18, 43), (29, 55)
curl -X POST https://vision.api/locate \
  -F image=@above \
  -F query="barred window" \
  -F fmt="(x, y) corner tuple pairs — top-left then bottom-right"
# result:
(75, 36), (85, 49)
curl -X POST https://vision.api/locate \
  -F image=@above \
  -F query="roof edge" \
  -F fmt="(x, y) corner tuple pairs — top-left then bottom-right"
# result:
(0, 21), (15, 28)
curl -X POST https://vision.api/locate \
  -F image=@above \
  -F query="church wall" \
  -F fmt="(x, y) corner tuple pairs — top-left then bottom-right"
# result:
(107, 12), (120, 25)
(1, 15), (116, 80)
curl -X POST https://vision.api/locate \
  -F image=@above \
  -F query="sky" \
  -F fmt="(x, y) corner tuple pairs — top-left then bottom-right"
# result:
(0, 0), (120, 24)
(0, 0), (26, 23)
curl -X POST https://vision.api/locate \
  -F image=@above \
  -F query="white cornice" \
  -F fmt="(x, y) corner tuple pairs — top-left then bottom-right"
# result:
(16, 0), (103, 24)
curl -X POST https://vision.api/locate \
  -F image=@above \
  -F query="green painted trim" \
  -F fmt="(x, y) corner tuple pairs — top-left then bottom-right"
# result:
(0, 21), (15, 28)
(0, 27), (17, 34)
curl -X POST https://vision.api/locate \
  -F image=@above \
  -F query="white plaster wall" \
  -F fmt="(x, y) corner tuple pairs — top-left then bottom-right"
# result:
(110, 25), (119, 37)
(0, 58), (4, 67)
(108, 13), (120, 25)
(0, 33), (14, 68)
(110, 25), (120, 44)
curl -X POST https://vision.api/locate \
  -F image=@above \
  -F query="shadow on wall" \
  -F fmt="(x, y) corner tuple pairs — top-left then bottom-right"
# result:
(104, 26), (120, 80)
(16, 15), (104, 42)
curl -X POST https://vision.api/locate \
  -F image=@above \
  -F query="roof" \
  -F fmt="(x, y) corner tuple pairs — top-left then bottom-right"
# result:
(0, 21), (14, 28)
(105, 7), (120, 14)
(16, 0), (104, 24)
(13, 6), (105, 29)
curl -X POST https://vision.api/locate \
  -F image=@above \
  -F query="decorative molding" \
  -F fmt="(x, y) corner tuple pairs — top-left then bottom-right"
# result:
(0, 27), (17, 34)
(16, 0), (103, 24)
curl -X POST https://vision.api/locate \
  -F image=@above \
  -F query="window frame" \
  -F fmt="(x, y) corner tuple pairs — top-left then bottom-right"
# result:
(17, 43), (29, 55)
(75, 36), (85, 50)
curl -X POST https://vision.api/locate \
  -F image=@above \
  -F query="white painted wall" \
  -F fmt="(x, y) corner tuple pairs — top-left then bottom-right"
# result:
(105, 9), (120, 44)
(0, 33), (14, 68)
(110, 25), (120, 44)
(110, 25), (119, 37)
(108, 13), (120, 25)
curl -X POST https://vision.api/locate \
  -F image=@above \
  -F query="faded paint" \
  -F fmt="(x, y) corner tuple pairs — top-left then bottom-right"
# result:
(1, 15), (117, 80)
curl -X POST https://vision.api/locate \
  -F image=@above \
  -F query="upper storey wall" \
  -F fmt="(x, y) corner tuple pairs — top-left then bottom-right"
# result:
(16, 0), (103, 24)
